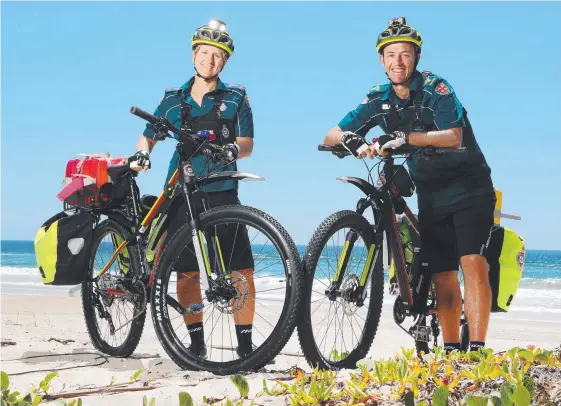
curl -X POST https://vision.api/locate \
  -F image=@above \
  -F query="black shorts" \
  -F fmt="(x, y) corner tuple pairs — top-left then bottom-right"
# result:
(164, 190), (254, 273)
(418, 193), (496, 274)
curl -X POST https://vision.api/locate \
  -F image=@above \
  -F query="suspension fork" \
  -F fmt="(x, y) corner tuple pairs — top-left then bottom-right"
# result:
(178, 160), (215, 294)
(198, 191), (228, 279)
(327, 197), (369, 289)
(327, 197), (382, 303)
(356, 197), (383, 291)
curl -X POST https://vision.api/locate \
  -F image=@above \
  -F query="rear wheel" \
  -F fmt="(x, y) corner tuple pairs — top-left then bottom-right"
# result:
(82, 219), (146, 357)
(297, 210), (384, 370)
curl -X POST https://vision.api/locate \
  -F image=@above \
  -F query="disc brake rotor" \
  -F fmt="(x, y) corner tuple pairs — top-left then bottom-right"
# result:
(341, 274), (360, 316)
(214, 271), (249, 314)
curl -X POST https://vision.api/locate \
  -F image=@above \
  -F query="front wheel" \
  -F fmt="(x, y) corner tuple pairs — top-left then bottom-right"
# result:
(150, 204), (304, 375)
(297, 210), (384, 370)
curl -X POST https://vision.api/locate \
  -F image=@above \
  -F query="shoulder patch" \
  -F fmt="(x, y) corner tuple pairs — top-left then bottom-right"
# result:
(423, 75), (437, 87)
(435, 83), (450, 95)
(367, 83), (389, 96)
(422, 73), (455, 96)
(226, 83), (246, 91)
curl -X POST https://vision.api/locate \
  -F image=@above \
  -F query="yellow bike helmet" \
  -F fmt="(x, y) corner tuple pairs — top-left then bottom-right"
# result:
(191, 19), (235, 57)
(376, 17), (422, 54)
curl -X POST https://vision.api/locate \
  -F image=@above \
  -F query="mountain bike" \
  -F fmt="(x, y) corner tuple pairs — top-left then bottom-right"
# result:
(79, 106), (304, 375)
(296, 143), (469, 370)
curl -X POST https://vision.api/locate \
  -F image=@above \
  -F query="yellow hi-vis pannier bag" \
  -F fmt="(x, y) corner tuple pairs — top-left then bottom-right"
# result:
(485, 225), (526, 312)
(34, 210), (94, 285)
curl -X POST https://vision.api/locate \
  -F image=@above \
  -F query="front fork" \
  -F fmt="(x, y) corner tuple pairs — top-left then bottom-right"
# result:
(180, 161), (230, 301)
(326, 197), (381, 304)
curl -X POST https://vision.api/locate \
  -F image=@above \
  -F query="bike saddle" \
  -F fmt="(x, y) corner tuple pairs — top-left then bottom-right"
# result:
(107, 165), (131, 182)
(140, 194), (157, 211)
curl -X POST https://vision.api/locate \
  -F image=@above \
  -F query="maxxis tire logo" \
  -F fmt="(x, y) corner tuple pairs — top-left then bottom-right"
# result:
(154, 278), (169, 321)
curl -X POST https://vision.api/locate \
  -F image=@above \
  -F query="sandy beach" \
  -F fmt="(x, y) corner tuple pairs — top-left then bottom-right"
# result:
(2, 280), (560, 406)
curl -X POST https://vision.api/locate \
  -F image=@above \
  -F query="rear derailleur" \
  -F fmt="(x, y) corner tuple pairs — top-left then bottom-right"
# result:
(93, 274), (147, 335)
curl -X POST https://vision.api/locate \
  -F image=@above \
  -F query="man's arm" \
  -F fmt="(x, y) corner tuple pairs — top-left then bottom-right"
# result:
(409, 127), (463, 148)
(324, 94), (380, 146)
(411, 78), (464, 148)
(323, 126), (345, 146)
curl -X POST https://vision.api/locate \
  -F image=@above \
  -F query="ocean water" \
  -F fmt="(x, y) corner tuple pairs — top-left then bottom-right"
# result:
(1, 241), (560, 311)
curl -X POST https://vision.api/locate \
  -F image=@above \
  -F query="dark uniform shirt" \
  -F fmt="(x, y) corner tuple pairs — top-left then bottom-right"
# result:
(143, 77), (254, 192)
(339, 70), (494, 210)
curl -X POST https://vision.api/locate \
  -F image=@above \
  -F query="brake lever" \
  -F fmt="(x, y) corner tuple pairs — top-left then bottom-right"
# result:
(147, 120), (172, 141)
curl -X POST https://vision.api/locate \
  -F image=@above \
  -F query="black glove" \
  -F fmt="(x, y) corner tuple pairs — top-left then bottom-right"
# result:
(376, 131), (409, 151)
(223, 143), (240, 163)
(132, 150), (151, 169)
(340, 131), (370, 158)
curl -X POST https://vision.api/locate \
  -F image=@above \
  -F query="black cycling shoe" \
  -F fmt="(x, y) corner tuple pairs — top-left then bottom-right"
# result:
(188, 343), (208, 359)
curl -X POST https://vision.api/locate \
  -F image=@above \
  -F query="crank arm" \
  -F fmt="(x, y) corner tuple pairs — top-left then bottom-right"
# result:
(166, 295), (205, 315)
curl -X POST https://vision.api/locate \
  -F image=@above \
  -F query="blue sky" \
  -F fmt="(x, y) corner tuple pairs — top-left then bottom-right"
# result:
(2, 1), (560, 250)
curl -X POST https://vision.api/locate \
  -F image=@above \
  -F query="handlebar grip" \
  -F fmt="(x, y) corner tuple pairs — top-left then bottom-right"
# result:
(130, 106), (156, 124)
(318, 144), (349, 153)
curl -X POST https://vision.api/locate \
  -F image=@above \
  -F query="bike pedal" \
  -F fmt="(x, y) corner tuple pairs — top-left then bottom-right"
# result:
(186, 304), (205, 315)
(413, 326), (432, 342)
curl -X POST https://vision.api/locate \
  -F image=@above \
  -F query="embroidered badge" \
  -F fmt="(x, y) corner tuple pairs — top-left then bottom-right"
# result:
(435, 83), (450, 95)
(221, 125), (230, 139)
(219, 103), (227, 112)
(517, 249), (526, 269)
(424, 76), (435, 86)
(382, 103), (391, 110)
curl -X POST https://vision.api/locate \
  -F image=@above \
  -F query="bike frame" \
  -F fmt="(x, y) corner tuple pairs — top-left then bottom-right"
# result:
(321, 145), (446, 317)
(88, 111), (263, 315)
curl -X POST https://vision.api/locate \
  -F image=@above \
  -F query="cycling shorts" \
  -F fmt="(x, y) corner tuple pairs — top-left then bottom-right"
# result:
(164, 190), (254, 272)
(418, 193), (496, 274)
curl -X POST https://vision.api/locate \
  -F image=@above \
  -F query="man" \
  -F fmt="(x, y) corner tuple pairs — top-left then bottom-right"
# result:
(323, 17), (496, 353)
(132, 19), (256, 359)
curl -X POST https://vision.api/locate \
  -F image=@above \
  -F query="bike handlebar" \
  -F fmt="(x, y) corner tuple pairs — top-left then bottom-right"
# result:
(130, 106), (155, 125)
(318, 144), (466, 157)
(130, 106), (226, 159)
